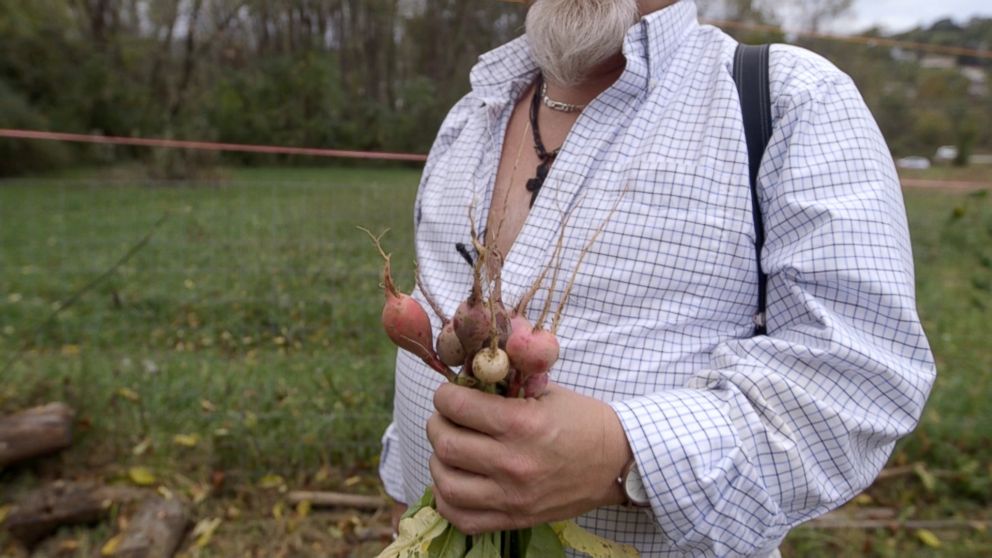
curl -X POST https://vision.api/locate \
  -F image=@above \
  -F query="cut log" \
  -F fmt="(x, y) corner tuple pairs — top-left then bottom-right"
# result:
(1, 482), (146, 545)
(286, 491), (386, 510)
(114, 498), (189, 558)
(0, 403), (75, 467)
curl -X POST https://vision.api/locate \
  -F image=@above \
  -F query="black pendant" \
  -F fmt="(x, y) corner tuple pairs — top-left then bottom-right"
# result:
(525, 161), (550, 208)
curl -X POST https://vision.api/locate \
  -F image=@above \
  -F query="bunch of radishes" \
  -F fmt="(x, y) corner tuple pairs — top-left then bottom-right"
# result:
(363, 193), (620, 399)
(362, 226), (562, 399)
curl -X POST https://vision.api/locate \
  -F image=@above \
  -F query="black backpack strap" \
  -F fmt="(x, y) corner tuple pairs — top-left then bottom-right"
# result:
(733, 43), (773, 336)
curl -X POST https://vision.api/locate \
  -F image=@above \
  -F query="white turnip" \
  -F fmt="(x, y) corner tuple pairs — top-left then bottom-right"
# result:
(472, 346), (510, 384)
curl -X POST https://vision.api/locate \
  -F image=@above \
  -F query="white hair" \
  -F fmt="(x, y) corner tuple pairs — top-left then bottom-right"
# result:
(526, 0), (640, 87)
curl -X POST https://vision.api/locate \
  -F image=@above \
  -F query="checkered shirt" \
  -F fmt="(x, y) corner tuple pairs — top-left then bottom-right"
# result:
(378, 1), (937, 556)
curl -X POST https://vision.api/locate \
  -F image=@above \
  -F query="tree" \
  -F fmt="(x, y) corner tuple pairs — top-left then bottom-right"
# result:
(790, 0), (854, 32)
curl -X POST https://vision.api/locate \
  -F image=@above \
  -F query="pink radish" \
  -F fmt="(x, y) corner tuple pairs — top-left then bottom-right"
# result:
(361, 228), (454, 381)
(473, 346), (510, 384)
(506, 314), (560, 377)
(523, 372), (550, 398)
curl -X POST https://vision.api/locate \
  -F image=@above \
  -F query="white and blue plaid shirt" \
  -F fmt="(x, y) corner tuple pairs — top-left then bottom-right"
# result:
(379, 2), (936, 556)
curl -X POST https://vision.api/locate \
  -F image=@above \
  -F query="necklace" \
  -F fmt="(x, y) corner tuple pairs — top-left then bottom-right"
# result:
(526, 75), (562, 208)
(541, 81), (587, 113)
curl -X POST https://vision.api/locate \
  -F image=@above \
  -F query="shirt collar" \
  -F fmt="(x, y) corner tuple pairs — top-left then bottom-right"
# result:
(469, 0), (699, 104)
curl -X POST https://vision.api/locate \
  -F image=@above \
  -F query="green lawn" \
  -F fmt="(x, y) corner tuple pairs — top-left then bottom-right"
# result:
(0, 167), (989, 556)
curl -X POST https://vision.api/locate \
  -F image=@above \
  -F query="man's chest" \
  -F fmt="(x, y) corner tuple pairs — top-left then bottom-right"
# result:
(414, 91), (761, 386)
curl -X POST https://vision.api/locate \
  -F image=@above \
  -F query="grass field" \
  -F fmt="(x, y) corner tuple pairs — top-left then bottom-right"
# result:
(0, 166), (990, 556)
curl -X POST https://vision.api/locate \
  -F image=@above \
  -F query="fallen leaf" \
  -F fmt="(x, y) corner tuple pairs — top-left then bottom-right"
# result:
(0, 504), (12, 524)
(296, 500), (312, 519)
(128, 466), (157, 486)
(157, 486), (175, 500)
(259, 474), (285, 490)
(61, 344), (80, 356)
(210, 470), (226, 490)
(314, 465), (332, 483)
(853, 493), (873, 506)
(200, 399), (216, 412)
(188, 483), (209, 504)
(344, 475), (362, 487)
(59, 539), (80, 552)
(191, 517), (222, 549)
(272, 502), (285, 520)
(132, 438), (152, 456)
(101, 534), (123, 556)
(173, 434), (199, 447)
(116, 387), (140, 402)
(916, 529), (941, 548)
(142, 359), (159, 374)
(913, 463), (937, 493)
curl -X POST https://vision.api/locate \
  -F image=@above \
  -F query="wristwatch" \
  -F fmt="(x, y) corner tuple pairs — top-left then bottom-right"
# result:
(618, 458), (651, 508)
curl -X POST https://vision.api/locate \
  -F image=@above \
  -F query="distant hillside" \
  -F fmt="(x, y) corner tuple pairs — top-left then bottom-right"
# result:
(894, 17), (992, 67)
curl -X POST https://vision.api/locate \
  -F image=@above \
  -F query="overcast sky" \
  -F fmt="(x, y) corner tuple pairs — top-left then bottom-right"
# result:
(846, 0), (992, 33)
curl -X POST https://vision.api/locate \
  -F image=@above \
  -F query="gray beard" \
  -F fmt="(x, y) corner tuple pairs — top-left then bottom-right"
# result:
(526, 0), (640, 87)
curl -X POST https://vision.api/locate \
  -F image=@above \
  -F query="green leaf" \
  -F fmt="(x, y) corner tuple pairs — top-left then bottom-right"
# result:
(465, 532), (500, 558)
(429, 525), (468, 558)
(525, 524), (565, 558)
(552, 520), (639, 558)
(514, 528), (532, 557)
(377, 506), (448, 558)
(402, 487), (435, 521)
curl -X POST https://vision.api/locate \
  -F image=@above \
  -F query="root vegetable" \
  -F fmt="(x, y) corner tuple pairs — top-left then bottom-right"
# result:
(453, 300), (491, 355)
(436, 322), (466, 367)
(523, 372), (550, 398)
(472, 346), (511, 384)
(506, 322), (560, 377)
(361, 227), (454, 381)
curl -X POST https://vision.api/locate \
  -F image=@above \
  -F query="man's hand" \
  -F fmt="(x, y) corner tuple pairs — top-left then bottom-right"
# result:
(426, 382), (633, 535)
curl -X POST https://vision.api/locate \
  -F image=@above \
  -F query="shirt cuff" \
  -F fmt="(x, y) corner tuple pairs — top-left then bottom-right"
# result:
(378, 422), (407, 504)
(610, 388), (785, 553)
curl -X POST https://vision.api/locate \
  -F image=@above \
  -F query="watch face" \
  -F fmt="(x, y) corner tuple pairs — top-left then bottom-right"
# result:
(624, 462), (651, 507)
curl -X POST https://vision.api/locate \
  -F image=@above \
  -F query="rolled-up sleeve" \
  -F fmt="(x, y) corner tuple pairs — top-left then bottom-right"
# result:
(611, 58), (936, 556)
(379, 422), (407, 503)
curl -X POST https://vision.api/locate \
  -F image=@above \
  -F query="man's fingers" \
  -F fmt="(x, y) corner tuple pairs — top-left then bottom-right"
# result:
(429, 455), (507, 511)
(433, 383), (531, 437)
(432, 475), (527, 535)
(426, 412), (502, 475)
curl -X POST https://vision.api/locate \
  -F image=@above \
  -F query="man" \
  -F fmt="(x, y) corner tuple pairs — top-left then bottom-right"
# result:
(379, 0), (936, 556)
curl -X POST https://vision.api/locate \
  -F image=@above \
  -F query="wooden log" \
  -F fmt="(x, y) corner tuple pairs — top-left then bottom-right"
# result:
(1, 482), (146, 545)
(286, 491), (386, 510)
(807, 517), (988, 531)
(114, 498), (189, 558)
(0, 403), (75, 467)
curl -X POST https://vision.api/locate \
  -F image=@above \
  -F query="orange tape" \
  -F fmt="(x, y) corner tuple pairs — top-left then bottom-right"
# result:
(0, 129), (429, 163)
